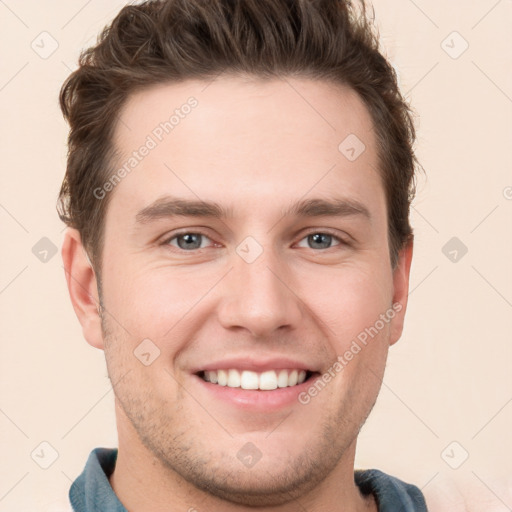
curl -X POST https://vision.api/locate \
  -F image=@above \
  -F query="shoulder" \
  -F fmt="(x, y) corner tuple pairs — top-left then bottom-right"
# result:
(421, 472), (512, 512)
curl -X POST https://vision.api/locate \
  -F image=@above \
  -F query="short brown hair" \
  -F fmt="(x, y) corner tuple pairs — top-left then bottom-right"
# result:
(58, 0), (418, 273)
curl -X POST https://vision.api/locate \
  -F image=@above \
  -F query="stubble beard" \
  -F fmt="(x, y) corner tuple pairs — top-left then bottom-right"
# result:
(100, 312), (382, 507)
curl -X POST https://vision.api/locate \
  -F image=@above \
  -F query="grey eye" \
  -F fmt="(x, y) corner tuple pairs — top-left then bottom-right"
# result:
(169, 233), (211, 250)
(297, 233), (342, 250)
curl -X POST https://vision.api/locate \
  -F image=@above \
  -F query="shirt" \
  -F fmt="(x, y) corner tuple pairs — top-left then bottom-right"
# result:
(70, 447), (428, 511)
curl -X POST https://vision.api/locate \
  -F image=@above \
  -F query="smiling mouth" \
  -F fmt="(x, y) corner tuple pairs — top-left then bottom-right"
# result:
(196, 369), (318, 391)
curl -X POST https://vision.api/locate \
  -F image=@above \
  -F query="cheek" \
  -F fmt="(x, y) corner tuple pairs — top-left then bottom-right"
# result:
(296, 262), (393, 346)
(102, 256), (206, 335)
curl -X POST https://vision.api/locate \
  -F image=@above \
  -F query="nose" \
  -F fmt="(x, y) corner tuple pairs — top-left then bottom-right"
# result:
(216, 244), (304, 339)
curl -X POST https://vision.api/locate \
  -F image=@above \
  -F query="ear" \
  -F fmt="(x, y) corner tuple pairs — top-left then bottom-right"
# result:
(389, 237), (414, 346)
(61, 228), (104, 350)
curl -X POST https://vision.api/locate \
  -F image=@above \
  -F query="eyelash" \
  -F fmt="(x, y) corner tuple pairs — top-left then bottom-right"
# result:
(161, 229), (349, 253)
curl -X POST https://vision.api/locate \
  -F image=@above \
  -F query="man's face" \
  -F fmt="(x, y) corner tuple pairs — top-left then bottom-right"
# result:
(83, 76), (411, 504)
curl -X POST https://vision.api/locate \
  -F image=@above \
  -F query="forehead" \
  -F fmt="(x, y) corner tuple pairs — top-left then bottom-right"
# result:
(109, 75), (384, 223)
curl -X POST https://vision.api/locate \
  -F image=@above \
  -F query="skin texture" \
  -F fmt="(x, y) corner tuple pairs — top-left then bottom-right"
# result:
(62, 75), (413, 511)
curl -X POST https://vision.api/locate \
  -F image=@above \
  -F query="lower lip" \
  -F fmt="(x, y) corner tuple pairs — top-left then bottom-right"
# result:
(192, 374), (319, 412)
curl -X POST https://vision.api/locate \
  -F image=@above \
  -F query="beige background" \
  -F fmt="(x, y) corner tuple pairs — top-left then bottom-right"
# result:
(1, 0), (511, 510)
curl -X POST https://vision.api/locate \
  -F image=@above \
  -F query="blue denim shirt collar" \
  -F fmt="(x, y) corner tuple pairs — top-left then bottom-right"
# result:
(70, 448), (428, 512)
(69, 448), (127, 512)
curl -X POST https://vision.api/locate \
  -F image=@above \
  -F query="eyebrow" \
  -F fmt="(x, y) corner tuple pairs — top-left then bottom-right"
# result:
(135, 195), (371, 224)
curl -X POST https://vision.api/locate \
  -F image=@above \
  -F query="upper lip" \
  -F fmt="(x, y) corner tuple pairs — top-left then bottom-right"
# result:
(191, 357), (319, 374)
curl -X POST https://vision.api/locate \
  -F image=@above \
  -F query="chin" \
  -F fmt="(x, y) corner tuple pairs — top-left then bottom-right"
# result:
(176, 462), (327, 506)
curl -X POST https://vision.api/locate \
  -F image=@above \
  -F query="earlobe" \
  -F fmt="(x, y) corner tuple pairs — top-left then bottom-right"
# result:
(61, 228), (104, 350)
(389, 237), (414, 346)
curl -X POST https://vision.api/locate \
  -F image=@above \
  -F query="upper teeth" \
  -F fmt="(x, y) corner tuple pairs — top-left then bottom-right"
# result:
(203, 369), (307, 390)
